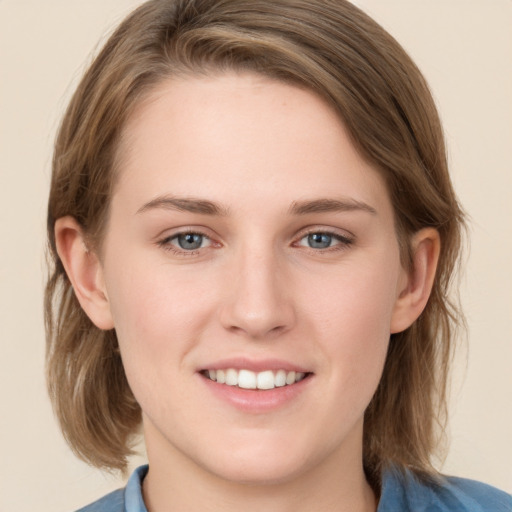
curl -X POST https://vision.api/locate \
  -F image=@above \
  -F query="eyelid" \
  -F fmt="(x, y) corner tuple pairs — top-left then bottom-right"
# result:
(295, 226), (355, 241)
(293, 226), (355, 251)
(154, 225), (354, 256)
(156, 227), (220, 256)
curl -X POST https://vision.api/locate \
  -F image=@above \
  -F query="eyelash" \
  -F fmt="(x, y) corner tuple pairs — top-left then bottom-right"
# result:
(294, 229), (354, 253)
(157, 230), (213, 256)
(156, 228), (354, 256)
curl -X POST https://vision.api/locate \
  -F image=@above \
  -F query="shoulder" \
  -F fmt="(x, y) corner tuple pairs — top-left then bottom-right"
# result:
(75, 488), (124, 512)
(441, 475), (512, 512)
(379, 467), (512, 512)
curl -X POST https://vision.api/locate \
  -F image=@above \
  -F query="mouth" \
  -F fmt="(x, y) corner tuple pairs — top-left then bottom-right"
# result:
(200, 368), (311, 390)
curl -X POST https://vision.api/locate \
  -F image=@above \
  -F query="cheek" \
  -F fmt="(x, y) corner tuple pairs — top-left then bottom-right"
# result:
(104, 259), (217, 376)
(303, 257), (400, 389)
(104, 265), (214, 414)
(305, 255), (400, 338)
(107, 257), (206, 331)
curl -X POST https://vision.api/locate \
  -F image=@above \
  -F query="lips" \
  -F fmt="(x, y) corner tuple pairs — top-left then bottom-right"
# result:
(201, 368), (308, 390)
(198, 359), (313, 412)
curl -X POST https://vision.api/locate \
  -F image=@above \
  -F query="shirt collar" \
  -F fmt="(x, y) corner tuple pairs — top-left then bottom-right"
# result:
(124, 465), (149, 512)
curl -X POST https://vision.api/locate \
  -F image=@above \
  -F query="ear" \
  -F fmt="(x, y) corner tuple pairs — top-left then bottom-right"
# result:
(390, 228), (441, 334)
(54, 216), (114, 330)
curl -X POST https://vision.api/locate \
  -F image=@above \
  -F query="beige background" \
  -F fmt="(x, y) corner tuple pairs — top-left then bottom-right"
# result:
(1, 1), (511, 510)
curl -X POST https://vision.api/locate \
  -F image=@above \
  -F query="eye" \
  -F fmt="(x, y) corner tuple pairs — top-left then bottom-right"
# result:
(297, 231), (353, 250)
(305, 233), (334, 249)
(173, 233), (209, 250)
(158, 231), (212, 253)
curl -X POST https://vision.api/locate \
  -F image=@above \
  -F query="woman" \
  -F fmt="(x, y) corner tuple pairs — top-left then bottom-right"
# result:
(45, 0), (512, 510)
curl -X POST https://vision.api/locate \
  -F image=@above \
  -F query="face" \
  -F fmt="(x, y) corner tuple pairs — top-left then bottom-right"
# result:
(100, 72), (408, 484)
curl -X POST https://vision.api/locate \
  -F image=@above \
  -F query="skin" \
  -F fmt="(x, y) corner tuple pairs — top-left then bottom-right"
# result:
(56, 72), (440, 512)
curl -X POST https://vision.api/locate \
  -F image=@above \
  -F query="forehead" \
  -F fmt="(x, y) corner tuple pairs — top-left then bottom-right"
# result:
(113, 72), (391, 217)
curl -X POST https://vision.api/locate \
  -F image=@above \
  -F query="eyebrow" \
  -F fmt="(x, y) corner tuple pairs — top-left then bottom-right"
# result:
(136, 195), (377, 217)
(136, 196), (230, 216)
(288, 198), (377, 216)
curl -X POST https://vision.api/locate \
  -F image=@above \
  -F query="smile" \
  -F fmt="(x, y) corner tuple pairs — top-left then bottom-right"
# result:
(201, 368), (308, 390)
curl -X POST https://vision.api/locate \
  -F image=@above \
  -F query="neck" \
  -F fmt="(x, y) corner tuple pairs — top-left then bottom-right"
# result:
(142, 423), (377, 512)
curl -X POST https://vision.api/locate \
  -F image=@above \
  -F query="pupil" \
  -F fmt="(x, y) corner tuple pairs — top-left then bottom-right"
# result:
(309, 233), (331, 248)
(178, 233), (202, 250)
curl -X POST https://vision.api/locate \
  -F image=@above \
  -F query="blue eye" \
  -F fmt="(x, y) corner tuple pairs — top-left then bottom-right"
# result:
(174, 233), (207, 250)
(307, 233), (334, 249)
(157, 230), (214, 255)
(297, 232), (352, 250)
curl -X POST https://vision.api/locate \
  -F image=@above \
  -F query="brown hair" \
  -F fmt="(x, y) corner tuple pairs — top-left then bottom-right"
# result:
(45, 0), (465, 483)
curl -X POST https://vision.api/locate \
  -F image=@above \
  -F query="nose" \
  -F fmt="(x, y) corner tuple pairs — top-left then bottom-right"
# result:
(219, 244), (296, 340)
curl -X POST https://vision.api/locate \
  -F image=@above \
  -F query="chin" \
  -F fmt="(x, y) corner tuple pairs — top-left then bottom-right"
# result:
(194, 431), (330, 486)
(205, 453), (309, 486)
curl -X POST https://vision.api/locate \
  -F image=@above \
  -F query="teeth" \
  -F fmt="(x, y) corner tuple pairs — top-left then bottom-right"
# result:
(225, 368), (238, 386)
(204, 368), (308, 390)
(275, 369), (287, 387)
(257, 370), (275, 390)
(285, 371), (296, 385)
(238, 369), (257, 389)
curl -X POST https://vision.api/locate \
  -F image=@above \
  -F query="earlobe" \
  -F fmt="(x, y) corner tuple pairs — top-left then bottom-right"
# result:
(54, 216), (115, 330)
(390, 228), (441, 334)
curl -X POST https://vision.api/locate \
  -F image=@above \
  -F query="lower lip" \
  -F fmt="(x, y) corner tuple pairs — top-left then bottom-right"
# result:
(199, 373), (312, 413)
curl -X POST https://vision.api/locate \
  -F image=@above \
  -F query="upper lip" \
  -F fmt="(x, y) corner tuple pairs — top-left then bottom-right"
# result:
(198, 357), (311, 374)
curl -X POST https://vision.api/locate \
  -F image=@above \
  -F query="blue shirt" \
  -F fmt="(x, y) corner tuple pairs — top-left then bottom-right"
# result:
(77, 465), (512, 511)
